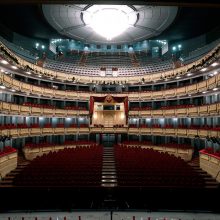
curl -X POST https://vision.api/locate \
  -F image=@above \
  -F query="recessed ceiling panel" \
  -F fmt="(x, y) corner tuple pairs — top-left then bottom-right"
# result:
(42, 4), (178, 44)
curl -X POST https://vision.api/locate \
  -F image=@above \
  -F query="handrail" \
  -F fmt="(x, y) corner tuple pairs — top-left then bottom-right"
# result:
(0, 101), (219, 118)
(0, 70), (219, 101)
(0, 101), (89, 117)
(0, 127), (219, 139)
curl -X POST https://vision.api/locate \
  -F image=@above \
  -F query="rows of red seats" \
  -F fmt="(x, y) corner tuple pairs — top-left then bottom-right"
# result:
(129, 124), (220, 130)
(0, 123), (89, 129)
(115, 145), (204, 188)
(64, 106), (87, 110)
(25, 141), (97, 149)
(160, 104), (195, 109)
(14, 146), (103, 187)
(130, 107), (152, 111)
(120, 141), (192, 150)
(0, 146), (16, 157)
(23, 102), (88, 110)
(94, 124), (104, 128)
(23, 102), (56, 109)
(113, 124), (124, 128)
(64, 140), (96, 145)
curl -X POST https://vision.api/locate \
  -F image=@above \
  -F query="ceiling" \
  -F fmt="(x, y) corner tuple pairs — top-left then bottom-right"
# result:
(0, 4), (219, 43)
(42, 4), (178, 44)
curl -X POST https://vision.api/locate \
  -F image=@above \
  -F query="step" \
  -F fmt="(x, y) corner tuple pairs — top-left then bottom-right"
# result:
(103, 161), (115, 164)
(2, 176), (14, 180)
(102, 165), (116, 168)
(102, 171), (117, 175)
(102, 169), (116, 172)
(101, 183), (117, 187)
(101, 179), (117, 183)
(102, 175), (117, 179)
(0, 180), (13, 184)
(102, 167), (116, 170)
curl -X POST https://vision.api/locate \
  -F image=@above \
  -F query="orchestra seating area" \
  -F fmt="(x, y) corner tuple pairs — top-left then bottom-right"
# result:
(119, 141), (193, 161)
(115, 145), (205, 187)
(14, 145), (103, 187)
(121, 141), (192, 150)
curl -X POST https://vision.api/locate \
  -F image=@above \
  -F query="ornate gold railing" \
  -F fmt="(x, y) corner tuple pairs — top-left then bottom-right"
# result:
(129, 103), (220, 118)
(0, 101), (89, 117)
(200, 150), (220, 182)
(0, 71), (219, 101)
(1, 127), (219, 138)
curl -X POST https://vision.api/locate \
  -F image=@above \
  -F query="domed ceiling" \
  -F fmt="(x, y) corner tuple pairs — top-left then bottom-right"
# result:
(42, 4), (178, 44)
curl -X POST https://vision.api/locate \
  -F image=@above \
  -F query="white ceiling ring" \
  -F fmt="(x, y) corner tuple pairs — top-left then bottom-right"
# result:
(42, 4), (178, 44)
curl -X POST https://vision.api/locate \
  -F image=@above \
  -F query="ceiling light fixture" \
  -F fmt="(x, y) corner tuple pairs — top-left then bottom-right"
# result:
(1, 60), (8, 65)
(83, 5), (137, 41)
(12, 66), (18, 69)
(211, 62), (218, 67)
(201, 68), (207, 72)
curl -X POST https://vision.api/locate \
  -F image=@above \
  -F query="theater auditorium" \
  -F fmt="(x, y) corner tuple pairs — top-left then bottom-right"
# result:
(0, 0), (220, 219)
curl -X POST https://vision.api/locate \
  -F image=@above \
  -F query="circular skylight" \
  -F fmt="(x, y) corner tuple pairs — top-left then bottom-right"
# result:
(83, 5), (137, 41)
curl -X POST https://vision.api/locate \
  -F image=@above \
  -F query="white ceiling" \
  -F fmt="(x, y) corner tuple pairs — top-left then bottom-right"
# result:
(42, 4), (178, 44)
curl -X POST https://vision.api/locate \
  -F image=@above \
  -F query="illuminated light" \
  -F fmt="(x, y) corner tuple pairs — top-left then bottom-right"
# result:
(38, 75), (42, 78)
(12, 66), (18, 69)
(93, 113), (97, 119)
(188, 94), (191, 97)
(66, 117), (71, 121)
(213, 71), (218, 75)
(202, 91), (207, 94)
(1, 60), (8, 64)
(83, 5), (136, 40)
(26, 71), (31, 75)
(176, 76), (181, 79)
(120, 114), (125, 119)
(173, 118), (178, 121)
(178, 44), (182, 48)
(172, 46), (176, 51)
(211, 62), (218, 67)
(42, 45), (45, 49)
(213, 88), (218, 91)
(36, 43), (39, 47)
(0, 85), (6, 89)
(187, 73), (192, 76)
(201, 68), (207, 72)
(1, 69), (4, 72)
(11, 89), (16, 92)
